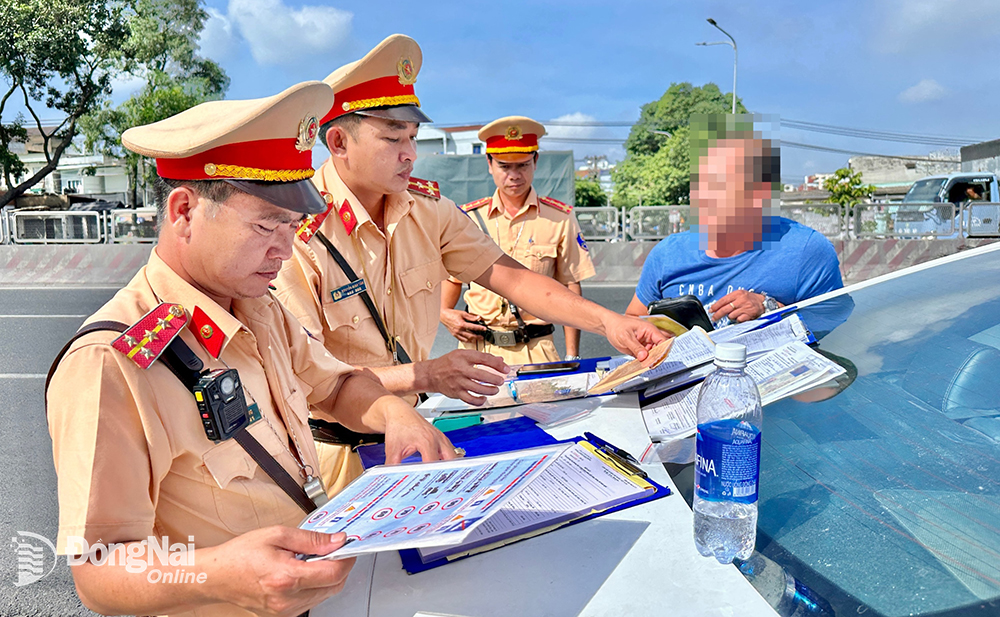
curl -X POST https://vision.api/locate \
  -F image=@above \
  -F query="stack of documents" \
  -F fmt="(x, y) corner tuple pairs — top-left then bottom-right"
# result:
(641, 340), (847, 443)
(299, 437), (665, 568)
(595, 314), (815, 398)
(414, 440), (655, 565)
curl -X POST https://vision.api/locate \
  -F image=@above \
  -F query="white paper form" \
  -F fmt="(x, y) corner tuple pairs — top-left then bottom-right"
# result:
(417, 442), (652, 563)
(641, 385), (700, 440)
(641, 341), (846, 452)
(300, 444), (570, 560)
(708, 319), (768, 344)
(727, 314), (812, 360)
(747, 341), (845, 404)
(516, 396), (608, 428)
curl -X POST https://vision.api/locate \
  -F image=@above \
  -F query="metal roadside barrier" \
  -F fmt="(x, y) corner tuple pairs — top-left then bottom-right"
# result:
(108, 208), (158, 243)
(574, 206), (619, 241)
(853, 202), (958, 239)
(11, 210), (104, 244)
(0, 209), (9, 245)
(965, 202), (1000, 237)
(778, 204), (843, 239)
(628, 206), (692, 240)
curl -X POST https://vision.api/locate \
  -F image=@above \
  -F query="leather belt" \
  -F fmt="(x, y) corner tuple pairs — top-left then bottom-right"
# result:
(308, 418), (386, 448)
(482, 323), (554, 347)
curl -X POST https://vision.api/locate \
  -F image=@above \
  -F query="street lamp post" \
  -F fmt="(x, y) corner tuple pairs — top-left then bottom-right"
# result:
(697, 18), (738, 114)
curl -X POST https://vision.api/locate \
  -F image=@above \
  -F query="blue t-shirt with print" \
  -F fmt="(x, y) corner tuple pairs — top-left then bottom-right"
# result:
(635, 217), (843, 310)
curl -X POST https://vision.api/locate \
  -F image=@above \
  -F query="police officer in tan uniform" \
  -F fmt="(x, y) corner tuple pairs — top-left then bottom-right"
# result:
(440, 117), (596, 365)
(273, 35), (664, 418)
(46, 81), (454, 617)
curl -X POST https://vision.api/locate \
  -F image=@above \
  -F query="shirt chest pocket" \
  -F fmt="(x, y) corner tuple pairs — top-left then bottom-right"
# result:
(519, 243), (558, 276)
(201, 432), (286, 534)
(398, 259), (449, 337)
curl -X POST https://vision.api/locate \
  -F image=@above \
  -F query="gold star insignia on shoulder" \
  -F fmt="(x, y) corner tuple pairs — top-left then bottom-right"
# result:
(111, 303), (190, 369)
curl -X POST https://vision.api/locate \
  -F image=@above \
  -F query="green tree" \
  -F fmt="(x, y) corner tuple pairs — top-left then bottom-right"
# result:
(0, 0), (131, 205)
(612, 83), (747, 208)
(822, 167), (876, 208)
(575, 178), (608, 207)
(80, 0), (228, 206)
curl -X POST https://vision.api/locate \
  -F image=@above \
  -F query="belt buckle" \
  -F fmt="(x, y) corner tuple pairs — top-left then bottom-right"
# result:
(493, 330), (517, 347)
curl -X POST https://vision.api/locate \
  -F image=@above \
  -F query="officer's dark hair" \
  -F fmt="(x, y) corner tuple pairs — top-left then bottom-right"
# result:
(319, 113), (363, 150)
(486, 152), (539, 165)
(153, 176), (239, 230)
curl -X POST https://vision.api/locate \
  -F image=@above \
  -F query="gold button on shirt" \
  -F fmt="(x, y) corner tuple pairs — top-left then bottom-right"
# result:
(460, 188), (596, 328)
(273, 159), (505, 367)
(47, 250), (356, 617)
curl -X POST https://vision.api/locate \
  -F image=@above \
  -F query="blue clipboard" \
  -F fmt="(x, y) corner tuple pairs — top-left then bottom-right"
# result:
(356, 416), (557, 469)
(369, 418), (670, 574)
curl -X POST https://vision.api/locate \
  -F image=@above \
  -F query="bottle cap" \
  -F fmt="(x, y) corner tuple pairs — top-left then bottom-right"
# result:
(715, 343), (747, 367)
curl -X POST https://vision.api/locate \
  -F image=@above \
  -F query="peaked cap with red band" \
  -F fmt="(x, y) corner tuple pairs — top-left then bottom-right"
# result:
(321, 34), (432, 125)
(479, 116), (547, 163)
(121, 81), (333, 215)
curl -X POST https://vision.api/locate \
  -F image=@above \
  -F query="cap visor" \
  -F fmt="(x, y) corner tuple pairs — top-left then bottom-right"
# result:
(225, 179), (327, 215)
(489, 151), (537, 163)
(356, 105), (432, 123)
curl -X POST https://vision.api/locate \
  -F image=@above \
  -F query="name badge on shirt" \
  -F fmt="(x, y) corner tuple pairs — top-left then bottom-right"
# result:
(331, 278), (367, 303)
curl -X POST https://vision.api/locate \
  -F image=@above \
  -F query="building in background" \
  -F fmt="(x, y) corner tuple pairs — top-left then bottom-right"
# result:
(416, 125), (483, 156)
(961, 138), (1000, 175)
(5, 127), (128, 199)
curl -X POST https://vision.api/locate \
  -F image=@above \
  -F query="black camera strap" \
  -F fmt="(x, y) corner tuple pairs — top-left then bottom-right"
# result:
(47, 322), (317, 514)
(313, 230), (415, 365)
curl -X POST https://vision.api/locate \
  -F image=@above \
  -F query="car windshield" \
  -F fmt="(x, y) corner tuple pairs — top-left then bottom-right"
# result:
(903, 178), (947, 203)
(758, 245), (1000, 616)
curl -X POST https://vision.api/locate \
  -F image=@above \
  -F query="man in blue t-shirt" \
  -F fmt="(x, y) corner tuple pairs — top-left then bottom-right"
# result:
(625, 137), (843, 324)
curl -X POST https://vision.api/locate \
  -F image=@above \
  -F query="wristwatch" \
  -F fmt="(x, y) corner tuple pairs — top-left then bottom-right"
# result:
(564, 354), (581, 361)
(761, 293), (780, 313)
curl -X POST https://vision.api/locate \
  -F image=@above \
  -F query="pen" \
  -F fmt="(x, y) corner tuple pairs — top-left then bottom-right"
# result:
(584, 432), (647, 478)
(584, 432), (640, 465)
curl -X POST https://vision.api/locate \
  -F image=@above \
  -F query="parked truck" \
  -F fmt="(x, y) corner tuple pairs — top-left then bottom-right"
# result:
(897, 172), (1000, 236)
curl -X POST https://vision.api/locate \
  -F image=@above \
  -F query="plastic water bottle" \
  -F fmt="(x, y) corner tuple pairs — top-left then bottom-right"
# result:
(693, 342), (763, 564)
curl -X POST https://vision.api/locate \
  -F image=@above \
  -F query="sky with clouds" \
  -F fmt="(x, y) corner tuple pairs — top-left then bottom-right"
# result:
(115, 0), (1000, 183)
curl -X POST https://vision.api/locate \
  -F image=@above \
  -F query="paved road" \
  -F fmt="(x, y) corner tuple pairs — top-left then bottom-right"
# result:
(0, 283), (635, 615)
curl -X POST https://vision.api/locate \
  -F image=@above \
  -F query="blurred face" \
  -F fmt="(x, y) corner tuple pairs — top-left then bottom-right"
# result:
(691, 140), (767, 240)
(179, 190), (303, 301)
(332, 116), (418, 196)
(488, 155), (536, 201)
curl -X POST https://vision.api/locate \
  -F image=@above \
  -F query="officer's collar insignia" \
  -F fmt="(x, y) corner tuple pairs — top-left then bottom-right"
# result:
(111, 303), (189, 369)
(295, 115), (319, 152)
(339, 199), (357, 235)
(397, 56), (417, 85)
(296, 191), (336, 242)
(191, 306), (225, 359)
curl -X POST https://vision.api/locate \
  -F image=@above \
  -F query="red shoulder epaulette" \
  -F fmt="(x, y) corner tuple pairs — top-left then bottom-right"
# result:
(110, 303), (189, 369)
(539, 196), (572, 213)
(408, 176), (441, 199)
(296, 191), (336, 242)
(461, 196), (492, 212)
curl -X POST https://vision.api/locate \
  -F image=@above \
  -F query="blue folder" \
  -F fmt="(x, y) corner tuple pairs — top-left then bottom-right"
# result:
(358, 417), (670, 574)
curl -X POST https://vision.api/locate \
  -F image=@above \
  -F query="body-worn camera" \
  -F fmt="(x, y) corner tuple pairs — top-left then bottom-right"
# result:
(193, 368), (251, 442)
